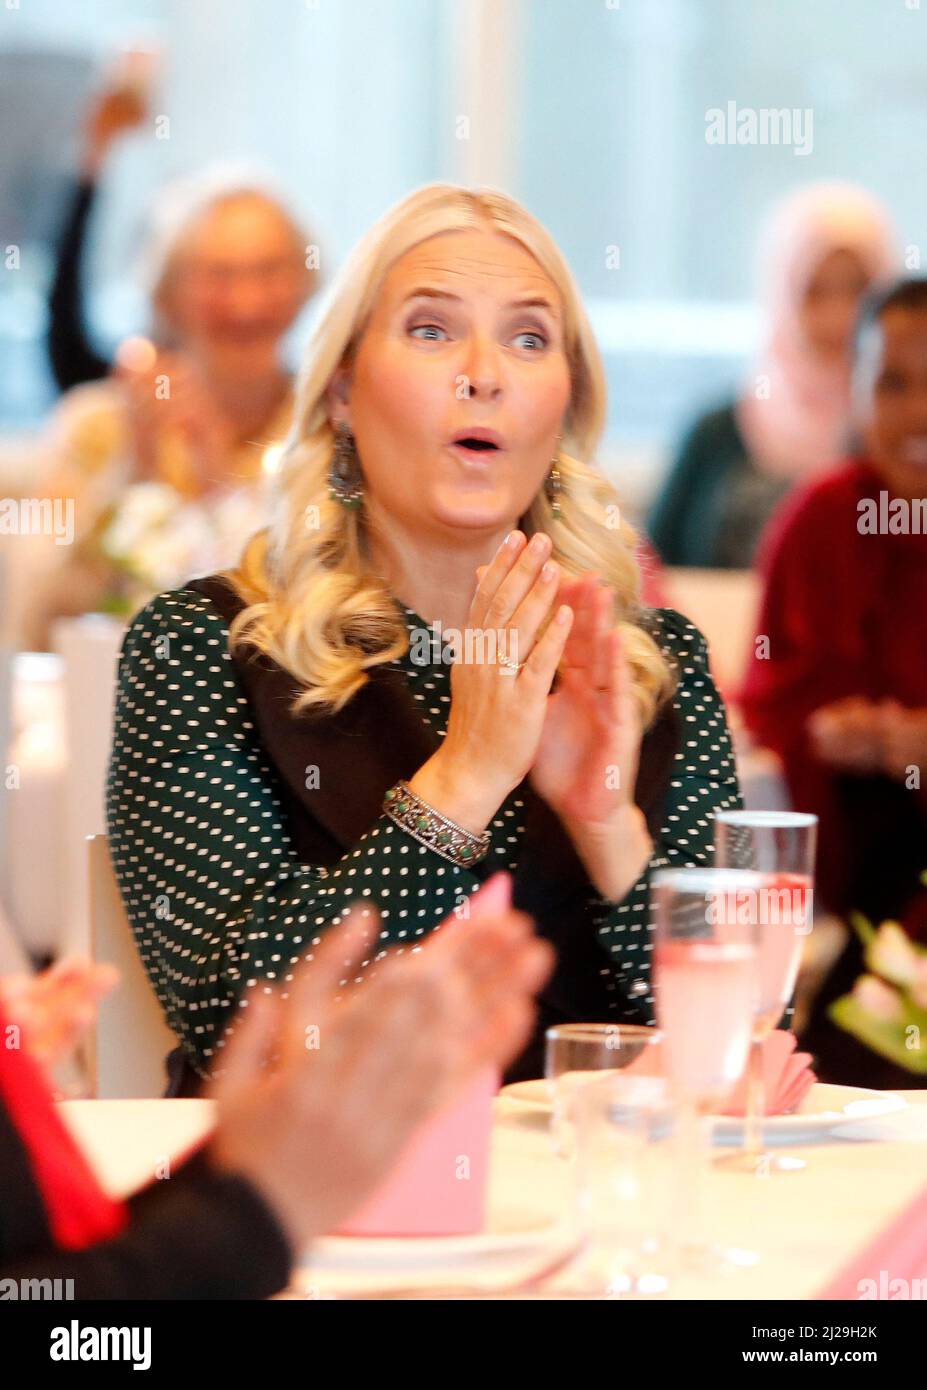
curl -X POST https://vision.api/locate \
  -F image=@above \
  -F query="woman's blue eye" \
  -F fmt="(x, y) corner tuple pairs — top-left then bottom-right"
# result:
(410, 323), (447, 341)
(513, 330), (547, 351)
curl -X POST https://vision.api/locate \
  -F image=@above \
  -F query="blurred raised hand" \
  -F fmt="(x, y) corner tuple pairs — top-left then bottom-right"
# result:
(81, 67), (154, 179)
(0, 959), (119, 1073)
(208, 871), (553, 1252)
(115, 348), (236, 493)
(878, 701), (927, 783)
(808, 696), (885, 774)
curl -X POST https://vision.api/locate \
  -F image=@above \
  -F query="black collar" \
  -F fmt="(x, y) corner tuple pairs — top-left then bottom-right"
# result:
(184, 572), (677, 886)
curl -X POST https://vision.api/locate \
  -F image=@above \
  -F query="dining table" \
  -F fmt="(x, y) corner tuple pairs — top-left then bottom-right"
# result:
(58, 1086), (927, 1300)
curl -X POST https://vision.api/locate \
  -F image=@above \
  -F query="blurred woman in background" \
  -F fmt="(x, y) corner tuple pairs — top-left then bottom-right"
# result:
(648, 183), (896, 569)
(742, 277), (927, 1087)
(25, 81), (318, 648)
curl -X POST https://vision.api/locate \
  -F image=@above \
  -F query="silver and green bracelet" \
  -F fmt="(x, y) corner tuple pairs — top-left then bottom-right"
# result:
(383, 779), (492, 867)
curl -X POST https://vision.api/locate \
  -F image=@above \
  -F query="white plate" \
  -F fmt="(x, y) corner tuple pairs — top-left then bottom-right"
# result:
(295, 1219), (574, 1294)
(500, 1080), (908, 1146)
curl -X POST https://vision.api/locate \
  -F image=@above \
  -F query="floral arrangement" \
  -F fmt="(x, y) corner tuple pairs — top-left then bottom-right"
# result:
(88, 481), (260, 618)
(830, 882), (927, 1074)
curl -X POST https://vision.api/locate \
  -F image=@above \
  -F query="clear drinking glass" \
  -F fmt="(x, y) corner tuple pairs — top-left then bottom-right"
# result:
(559, 1070), (679, 1297)
(544, 1023), (663, 1159)
(714, 809), (818, 1175)
(652, 866), (764, 1272)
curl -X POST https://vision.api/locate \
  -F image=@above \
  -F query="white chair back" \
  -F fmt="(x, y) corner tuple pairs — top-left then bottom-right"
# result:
(0, 714), (10, 922)
(0, 632), (30, 969)
(662, 567), (760, 694)
(88, 833), (176, 1099)
(0, 900), (30, 976)
(4, 651), (67, 958)
(0, 546), (12, 913)
(53, 616), (126, 958)
(662, 568), (791, 811)
(0, 634), (29, 974)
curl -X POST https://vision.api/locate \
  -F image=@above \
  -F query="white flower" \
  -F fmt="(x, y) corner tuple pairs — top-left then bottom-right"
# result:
(101, 483), (180, 560)
(99, 482), (260, 594)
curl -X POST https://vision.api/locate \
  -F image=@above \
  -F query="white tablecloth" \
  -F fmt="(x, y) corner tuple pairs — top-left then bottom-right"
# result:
(4, 653), (67, 956)
(58, 1090), (927, 1300)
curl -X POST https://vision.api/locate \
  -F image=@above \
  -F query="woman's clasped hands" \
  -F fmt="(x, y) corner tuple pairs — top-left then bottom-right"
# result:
(416, 530), (653, 903)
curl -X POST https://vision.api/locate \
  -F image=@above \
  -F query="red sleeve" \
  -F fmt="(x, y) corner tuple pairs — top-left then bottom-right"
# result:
(743, 486), (864, 733)
(740, 479), (864, 907)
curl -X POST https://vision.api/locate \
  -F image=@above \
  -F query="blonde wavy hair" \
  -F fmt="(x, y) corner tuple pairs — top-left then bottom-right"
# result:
(222, 183), (674, 727)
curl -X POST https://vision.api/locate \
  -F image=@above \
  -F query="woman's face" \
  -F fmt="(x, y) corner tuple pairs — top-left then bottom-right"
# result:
(163, 195), (310, 376)
(798, 247), (872, 361)
(857, 305), (927, 498)
(333, 228), (572, 537)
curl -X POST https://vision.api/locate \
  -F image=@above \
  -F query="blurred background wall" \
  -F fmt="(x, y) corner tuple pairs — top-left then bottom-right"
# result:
(1, 0), (925, 513)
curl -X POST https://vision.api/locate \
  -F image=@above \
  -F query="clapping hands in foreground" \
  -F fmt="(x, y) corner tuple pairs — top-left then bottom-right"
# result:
(208, 871), (553, 1252)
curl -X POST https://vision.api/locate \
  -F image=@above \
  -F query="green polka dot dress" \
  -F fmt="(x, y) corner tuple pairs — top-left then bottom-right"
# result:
(106, 589), (743, 1077)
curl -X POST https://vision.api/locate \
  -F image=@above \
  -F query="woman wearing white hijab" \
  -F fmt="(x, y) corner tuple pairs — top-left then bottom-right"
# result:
(649, 182), (897, 569)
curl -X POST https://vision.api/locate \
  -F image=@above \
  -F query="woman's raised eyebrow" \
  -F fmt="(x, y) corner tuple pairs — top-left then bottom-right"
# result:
(509, 296), (557, 314)
(402, 287), (461, 304)
(401, 287), (557, 314)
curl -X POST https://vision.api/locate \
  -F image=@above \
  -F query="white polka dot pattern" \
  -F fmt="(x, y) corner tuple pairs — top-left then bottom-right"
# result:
(106, 590), (744, 1075)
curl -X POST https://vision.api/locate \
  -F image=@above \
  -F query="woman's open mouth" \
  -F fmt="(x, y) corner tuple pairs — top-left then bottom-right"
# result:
(448, 429), (505, 461)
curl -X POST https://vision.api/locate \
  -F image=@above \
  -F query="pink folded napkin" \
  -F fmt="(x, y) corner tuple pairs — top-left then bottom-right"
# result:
(335, 1066), (497, 1237)
(334, 872), (513, 1238)
(720, 1029), (817, 1117)
(816, 1182), (927, 1299)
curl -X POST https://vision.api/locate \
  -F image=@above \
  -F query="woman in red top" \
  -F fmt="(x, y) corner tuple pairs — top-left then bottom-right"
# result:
(742, 277), (927, 1087)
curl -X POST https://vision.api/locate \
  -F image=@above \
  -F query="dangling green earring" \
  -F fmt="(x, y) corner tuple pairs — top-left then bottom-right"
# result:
(329, 421), (364, 509)
(545, 456), (562, 519)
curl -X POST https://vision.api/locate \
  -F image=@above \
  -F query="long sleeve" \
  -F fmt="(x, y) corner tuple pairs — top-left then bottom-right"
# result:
(741, 465), (927, 927)
(47, 177), (111, 393)
(589, 608), (743, 1022)
(106, 589), (484, 1076)
(739, 472), (874, 920)
(0, 1117), (292, 1300)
